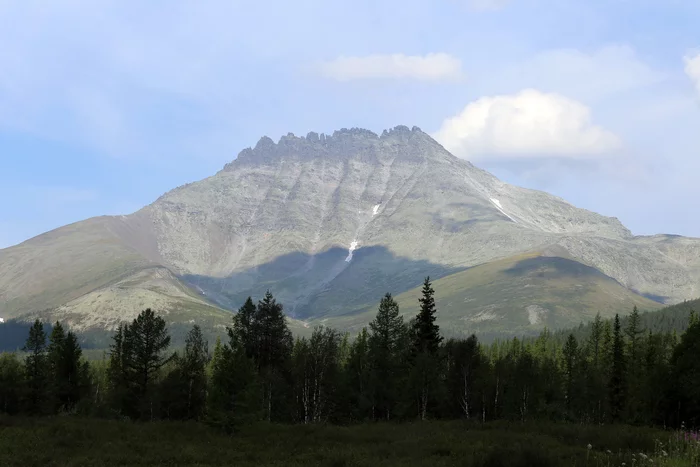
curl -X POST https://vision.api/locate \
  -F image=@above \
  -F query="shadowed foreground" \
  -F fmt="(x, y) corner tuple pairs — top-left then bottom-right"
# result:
(0, 417), (697, 467)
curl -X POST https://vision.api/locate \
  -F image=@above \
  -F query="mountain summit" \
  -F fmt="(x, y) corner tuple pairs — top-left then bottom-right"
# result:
(1, 126), (698, 338)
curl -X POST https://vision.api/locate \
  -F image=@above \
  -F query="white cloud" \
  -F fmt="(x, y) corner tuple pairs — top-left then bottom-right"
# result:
(433, 89), (621, 160)
(685, 52), (700, 96)
(318, 53), (464, 82)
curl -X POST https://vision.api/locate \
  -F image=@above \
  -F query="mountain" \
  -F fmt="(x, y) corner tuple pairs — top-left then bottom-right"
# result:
(1, 125), (698, 339)
(334, 251), (662, 340)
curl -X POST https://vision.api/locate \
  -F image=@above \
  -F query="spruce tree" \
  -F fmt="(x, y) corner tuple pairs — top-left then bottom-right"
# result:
(608, 314), (627, 421)
(116, 309), (173, 419)
(626, 306), (644, 362)
(368, 293), (405, 420)
(107, 323), (132, 414)
(410, 278), (443, 420)
(23, 319), (49, 414)
(254, 291), (293, 422)
(179, 325), (209, 420)
(47, 322), (85, 412)
(562, 333), (578, 410)
(229, 297), (257, 358)
(411, 277), (442, 355)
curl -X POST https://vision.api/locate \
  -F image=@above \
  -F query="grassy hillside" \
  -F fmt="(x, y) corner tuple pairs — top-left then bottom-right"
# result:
(328, 253), (662, 339)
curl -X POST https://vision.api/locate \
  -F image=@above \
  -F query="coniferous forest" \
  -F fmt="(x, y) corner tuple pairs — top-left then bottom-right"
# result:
(3, 278), (700, 466)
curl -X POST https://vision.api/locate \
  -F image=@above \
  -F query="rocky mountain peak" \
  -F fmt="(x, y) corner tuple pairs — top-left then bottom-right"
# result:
(222, 125), (438, 171)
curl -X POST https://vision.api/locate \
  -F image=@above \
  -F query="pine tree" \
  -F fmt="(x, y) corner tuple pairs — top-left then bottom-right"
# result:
(112, 309), (173, 419)
(253, 291), (293, 422)
(411, 277), (442, 355)
(107, 323), (132, 415)
(588, 313), (603, 368)
(562, 334), (578, 411)
(586, 314), (607, 422)
(46, 322), (85, 412)
(23, 319), (49, 414)
(626, 306), (645, 362)
(608, 314), (627, 421)
(368, 293), (405, 420)
(229, 297), (257, 358)
(409, 278), (443, 420)
(177, 325), (209, 420)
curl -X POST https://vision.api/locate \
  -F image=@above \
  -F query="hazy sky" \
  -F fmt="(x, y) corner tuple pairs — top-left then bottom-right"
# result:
(1, 0), (699, 248)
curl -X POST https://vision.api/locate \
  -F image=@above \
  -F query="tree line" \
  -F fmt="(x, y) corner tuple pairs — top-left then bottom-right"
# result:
(2, 277), (700, 430)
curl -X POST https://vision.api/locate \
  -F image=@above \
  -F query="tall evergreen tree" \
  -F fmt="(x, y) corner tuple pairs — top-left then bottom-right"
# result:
(562, 334), (578, 411)
(368, 293), (405, 420)
(411, 277), (442, 355)
(229, 297), (257, 358)
(253, 291), (293, 422)
(111, 309), (173, 419)
(23, 319), (49, 414)
(409, 278), (443, 420)
(608, 314), (627, 421)
(107, 323), (132, 415)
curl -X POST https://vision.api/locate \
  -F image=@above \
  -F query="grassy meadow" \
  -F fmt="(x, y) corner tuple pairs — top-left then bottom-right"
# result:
(1, 417), (699, 467)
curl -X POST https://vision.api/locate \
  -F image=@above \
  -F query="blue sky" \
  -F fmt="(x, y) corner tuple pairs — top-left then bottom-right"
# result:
(1, 0), (699, 248)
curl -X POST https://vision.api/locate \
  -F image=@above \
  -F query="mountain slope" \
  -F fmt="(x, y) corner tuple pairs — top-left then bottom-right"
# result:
(1, 125), (698, 335)
(331, 252), (662, 338)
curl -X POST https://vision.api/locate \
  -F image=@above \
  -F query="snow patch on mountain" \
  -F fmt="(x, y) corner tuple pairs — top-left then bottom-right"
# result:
(345, 240), (358, 262)
(490, 198), (517, 223)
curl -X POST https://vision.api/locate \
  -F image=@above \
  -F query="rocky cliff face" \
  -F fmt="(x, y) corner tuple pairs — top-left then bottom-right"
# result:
(1, 126), (698, 333)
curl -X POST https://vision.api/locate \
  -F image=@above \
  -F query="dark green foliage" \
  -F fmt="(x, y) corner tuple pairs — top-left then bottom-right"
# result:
(106, 309), (173, 419)
(229, 297), (256, 357)
(443, 335), (482, 419)
(411, 277), (442, 355)
(668, 320), (700, 427)
(608, 314), (627, 421)
(206, 339), (260, 431)
(23, 319), (49, 414)
(160, 325), (209, 420)
(48, 323), (87, 412)
(343, 327), (372, 421)
(0, 353), (23, 415)
(5, 289), (700, 447)
(291, 326), (342, 423)
(367, 293), (407, 421)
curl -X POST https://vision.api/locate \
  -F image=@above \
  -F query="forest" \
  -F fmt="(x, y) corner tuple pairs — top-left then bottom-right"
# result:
(2, 278), (700, 466)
